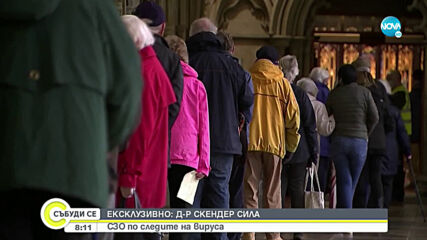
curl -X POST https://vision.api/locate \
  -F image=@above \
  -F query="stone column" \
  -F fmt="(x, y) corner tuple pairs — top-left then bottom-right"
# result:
(422, 43), (427, 174)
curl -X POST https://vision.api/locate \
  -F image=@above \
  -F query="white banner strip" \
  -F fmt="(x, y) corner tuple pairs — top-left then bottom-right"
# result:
(65, 222), (387, 233)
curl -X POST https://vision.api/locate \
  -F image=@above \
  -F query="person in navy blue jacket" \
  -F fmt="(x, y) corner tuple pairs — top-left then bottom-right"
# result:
(187, 18), (253, 240)
(310, 67), (332, 193)
(217, 31), (254, 240)
(378, 80), (411, 208)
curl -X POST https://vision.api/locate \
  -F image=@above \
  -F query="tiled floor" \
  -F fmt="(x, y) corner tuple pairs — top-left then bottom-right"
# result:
(273, 176), (427, 240)
(163, 176), (427, 240)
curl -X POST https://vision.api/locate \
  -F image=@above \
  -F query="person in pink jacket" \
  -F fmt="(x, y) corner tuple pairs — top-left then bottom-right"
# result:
(117, 15), (176, 209)
(166, 35), (210, 212)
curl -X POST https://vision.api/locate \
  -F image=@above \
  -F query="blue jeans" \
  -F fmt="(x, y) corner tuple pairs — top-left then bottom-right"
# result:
(200, 153), (234, 240)
(331, 136), (367, 208)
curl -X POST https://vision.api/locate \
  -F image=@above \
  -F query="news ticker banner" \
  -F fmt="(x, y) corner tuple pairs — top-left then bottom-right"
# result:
(41, 198), (388, 233)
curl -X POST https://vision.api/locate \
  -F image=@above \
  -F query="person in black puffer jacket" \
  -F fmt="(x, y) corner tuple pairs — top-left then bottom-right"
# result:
(279, 55), (318, 240)
(378, 80), (412, 208)
(133, 2), (184, 166)
(352, 55), (392, 208)
(187, 18), (253, 240)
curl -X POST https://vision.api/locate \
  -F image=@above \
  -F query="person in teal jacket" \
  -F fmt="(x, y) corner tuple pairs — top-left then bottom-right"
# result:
(0, 0), (142, 238)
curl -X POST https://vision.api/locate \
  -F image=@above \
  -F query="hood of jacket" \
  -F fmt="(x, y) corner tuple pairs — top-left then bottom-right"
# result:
(181, 61), (198, 78)
(314, 80), (329, 90)
(0, 0), (62, 21)
(186, 32), (223, 55)
(297, 78), (319, 98)
(250, 59), (284, 84)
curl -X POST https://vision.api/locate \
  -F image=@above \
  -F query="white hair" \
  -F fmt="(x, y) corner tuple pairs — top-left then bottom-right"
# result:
(141, 18), (164, 35)
(121, 15), (155, 50)
(189, 18), (217, 37)
(278, 55), (299, 83)
(310, 67), (330, 84)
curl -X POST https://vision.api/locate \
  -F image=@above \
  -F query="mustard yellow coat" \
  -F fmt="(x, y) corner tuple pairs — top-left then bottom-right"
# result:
(248, 59), (300, 158)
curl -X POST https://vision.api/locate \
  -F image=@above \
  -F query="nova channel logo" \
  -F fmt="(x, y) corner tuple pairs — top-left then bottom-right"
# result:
(381, 16), (402, 38)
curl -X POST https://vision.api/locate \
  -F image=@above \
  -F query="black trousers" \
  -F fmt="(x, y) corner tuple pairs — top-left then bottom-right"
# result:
(353, 153), (384, 208)
(227, 155), (245, 240)
(281, 162), (306, 240)
(229, 154), (245, 210)
(382, 174), (395, 208)
(281, 161), (307, 208)
(0, 189), (92, 240)
(168, 164), (200, 240)
(318, 156), (331, 193)
(228, 128), (247, 240)
(392, 162), (405, 202)
(168, 164), (199, 208)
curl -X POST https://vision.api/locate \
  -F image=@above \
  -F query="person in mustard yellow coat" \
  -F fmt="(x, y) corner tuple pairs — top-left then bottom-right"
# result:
(243, 46), (300, 240)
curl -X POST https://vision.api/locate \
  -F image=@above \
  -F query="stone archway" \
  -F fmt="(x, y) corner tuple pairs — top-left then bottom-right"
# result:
(271, 0), (329, 75)
(201, 0), (328, 73)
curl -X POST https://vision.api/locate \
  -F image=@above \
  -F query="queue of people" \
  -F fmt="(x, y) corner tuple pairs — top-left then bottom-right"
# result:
(0, 1), (423, 240)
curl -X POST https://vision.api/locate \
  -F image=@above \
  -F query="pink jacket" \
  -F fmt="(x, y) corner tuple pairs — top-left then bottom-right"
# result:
(170, 61), (210, 176)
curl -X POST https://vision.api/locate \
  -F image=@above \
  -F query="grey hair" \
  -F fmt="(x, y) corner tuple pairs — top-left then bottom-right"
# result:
(310, 67), (330, 84)
(278, 55), (299, 83)
(122, 15), (155, 50)
(189, 18), (218, 37)
(165, 35), (189, 63)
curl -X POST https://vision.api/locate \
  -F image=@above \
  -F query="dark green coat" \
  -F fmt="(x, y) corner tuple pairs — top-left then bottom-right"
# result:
(0, 0), (142, 207)
(326, 83), (379, 140)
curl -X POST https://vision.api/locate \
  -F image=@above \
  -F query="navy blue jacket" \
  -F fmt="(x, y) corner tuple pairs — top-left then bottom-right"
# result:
(381, 105), (411, 175)
(314, 81), (330, 157)
(285, 84), (318, 164)
(226, 54), (254, 127)
(187, 32), (253, 155)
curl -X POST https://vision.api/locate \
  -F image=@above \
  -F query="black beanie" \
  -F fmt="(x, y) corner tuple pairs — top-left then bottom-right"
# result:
(256, 46), (279, 64)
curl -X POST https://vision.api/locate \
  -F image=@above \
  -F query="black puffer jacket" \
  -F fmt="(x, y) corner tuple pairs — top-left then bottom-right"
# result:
(285, 84), (318, 164)
(153, 34), (183, 130)
(187, 32), (253, 155)
(367, 81), (390, 154)
(381, 105), (411, 175)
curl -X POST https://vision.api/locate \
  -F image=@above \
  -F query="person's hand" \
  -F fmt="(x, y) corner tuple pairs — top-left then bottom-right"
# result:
(120, 187), (135, 198)
(195, 172), (206, 180)
(283, 152), (294, 161)
(306, 157), (317, 168)
(238, 113), (245, 135)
